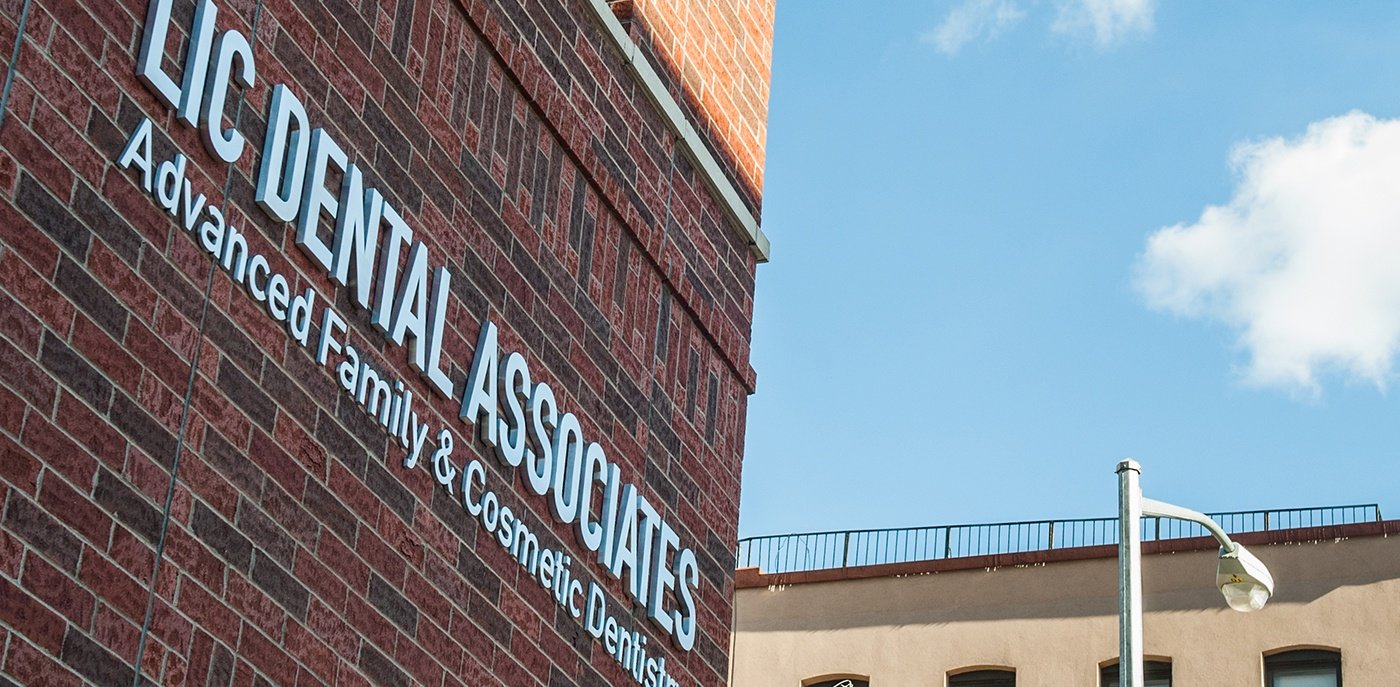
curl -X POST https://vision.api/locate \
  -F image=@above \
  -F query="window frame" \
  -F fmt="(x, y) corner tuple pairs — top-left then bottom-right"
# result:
(947, 668), (1016, 687)
(1264, 649), (1342, 687)
(802, 676), (870, 687)
(1099, 659), (1172, 687)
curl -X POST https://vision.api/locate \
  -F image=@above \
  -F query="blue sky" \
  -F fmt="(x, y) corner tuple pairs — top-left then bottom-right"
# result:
(739, 1), (1400, 538)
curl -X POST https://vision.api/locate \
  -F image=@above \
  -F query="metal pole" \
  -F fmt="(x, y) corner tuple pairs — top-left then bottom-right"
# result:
(1117, 459), (1144, 687)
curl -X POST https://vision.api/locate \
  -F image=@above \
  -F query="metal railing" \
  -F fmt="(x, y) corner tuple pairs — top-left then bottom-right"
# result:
(736, 504), (1382, 575)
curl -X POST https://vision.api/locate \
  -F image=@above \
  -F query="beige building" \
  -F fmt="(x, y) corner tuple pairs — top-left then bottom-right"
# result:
(730, 509), (1397, 686)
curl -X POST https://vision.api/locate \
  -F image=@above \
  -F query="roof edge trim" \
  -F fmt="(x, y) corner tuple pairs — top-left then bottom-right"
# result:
(583, 0), (772, 263)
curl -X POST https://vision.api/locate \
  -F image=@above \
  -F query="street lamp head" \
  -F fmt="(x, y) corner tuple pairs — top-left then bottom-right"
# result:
(1216, 543), (1274, 612)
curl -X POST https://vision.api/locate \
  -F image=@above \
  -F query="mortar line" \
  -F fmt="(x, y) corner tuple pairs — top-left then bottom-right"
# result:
(0, 0), (35, 130)
(130, 0), (266, 682)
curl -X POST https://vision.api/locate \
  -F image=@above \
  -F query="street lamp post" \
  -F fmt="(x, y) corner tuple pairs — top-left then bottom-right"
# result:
(1116, 459), (1276, 687)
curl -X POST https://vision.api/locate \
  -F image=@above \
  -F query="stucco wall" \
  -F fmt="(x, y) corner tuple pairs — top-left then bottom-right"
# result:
(733, 533), (1400, 686)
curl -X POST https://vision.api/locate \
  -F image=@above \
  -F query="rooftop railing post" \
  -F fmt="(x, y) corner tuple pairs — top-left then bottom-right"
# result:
(1048, 521), (1056, 549)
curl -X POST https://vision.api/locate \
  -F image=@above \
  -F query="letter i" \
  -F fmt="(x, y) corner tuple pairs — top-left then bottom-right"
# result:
(389, 380), (405, 437)
(399, 387), (414, 447)
(177, 0), (218, 127)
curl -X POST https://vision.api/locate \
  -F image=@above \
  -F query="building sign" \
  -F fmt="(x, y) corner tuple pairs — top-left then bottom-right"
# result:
(112, 1), (702, 683)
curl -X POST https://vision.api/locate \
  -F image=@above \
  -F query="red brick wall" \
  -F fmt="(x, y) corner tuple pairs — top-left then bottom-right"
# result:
(628, 0), (776, 212)
(0, 0), (764, 685)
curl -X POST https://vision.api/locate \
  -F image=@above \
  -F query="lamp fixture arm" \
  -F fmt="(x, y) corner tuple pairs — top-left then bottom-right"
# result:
(1140, 497), (1236, 552)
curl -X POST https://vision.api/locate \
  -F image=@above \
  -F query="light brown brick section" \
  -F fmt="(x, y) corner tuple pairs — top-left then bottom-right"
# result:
(629, 0), (776, 213)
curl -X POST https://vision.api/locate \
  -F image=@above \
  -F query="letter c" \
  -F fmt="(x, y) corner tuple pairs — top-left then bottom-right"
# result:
(569, 579), (584, 618)
(201, 30), (255, 163)
(575, 442), (607, 552)
(463, 459), (486, 516)
(247, 255), (270, 301)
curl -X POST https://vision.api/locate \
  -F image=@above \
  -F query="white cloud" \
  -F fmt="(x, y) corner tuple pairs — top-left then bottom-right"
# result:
(924, 0), (1154, 55)
(1136, 112), (1400, 393)
(1052, 0), (1155, 47)
(923, 0), (1027, 55)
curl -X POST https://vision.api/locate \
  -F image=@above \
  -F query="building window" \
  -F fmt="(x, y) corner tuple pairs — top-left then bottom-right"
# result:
(1100, 660), (1172, 687)
(1265, 649), (1341, 687)
(948, 669), (1015, 687)
(805, 678), (869, 687)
